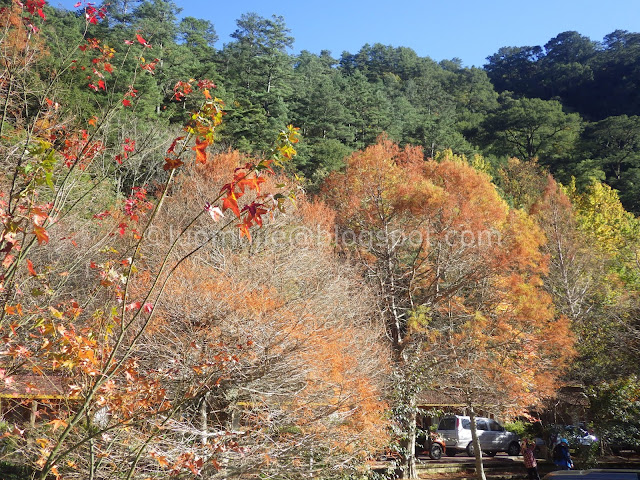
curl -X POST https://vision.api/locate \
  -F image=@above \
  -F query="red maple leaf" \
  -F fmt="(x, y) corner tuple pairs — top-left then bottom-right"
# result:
(26, 259), (37, 276)
(136, 34), (151, 48)
(167, 136), (185, 154)
(163, 157), (184, 171)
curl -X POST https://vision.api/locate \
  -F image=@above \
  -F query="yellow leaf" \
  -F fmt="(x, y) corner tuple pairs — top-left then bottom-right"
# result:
(36, 438), (48, 448)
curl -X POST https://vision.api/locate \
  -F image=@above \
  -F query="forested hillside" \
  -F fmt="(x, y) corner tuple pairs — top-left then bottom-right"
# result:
(22, 0), (640, 213)
(1, 1), (639, 480)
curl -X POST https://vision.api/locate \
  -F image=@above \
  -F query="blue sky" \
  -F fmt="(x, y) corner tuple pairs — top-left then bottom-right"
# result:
(54, 0), (640, 67)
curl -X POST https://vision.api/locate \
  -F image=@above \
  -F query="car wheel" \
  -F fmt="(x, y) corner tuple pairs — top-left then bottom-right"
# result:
(507, 442), (520, 456)
(485, 451), (497, 457)
(466, 443), (475, 457)
(430, 443), (443, 460)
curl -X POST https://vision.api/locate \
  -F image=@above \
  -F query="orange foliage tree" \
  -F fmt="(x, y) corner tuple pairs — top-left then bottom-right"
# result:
(124, 150), (391, 478)
(324, 138), (575, 479)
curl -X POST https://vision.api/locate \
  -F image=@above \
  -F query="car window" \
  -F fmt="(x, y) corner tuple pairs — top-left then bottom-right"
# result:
(438, 417), (456, 430)
(476, 419), (488, 431)
(462, 418), (471, 430)
(490, 420), (504, 432)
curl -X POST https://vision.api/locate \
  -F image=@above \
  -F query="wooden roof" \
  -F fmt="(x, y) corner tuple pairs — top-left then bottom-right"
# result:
(0, 374), (76, 400)
(416, 390), (466, 408)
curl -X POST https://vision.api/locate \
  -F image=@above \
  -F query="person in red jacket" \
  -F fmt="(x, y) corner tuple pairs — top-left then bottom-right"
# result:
(521, 438), (540, 480)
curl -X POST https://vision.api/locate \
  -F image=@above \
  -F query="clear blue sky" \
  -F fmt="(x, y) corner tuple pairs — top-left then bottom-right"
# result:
(54, 0), (640, 67)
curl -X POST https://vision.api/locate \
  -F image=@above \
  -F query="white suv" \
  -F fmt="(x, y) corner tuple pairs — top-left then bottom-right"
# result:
(436, 415), (521, 457)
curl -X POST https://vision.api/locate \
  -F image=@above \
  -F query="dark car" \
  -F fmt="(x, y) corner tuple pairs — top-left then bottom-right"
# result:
(543, 469), (640, 479)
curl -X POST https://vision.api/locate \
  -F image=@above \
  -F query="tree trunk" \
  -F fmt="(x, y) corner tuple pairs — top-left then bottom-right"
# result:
(469, 409), (487, 480)
(399, 397), (418, 479)
(200, 392), (209, 445)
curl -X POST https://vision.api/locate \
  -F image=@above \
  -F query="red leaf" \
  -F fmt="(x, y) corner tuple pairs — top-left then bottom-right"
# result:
(125, 301), (141, 312)
(163, 157), (184, 171)
(167, 136), (185, 154)
(26, 259), (37, 276)
(136, 34), (151, 48)
(122, 99), (132, 107)
(98, 80), (106, 90)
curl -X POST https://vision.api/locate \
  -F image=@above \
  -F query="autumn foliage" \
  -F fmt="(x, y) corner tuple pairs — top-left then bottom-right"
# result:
(324, 138), (575, 478)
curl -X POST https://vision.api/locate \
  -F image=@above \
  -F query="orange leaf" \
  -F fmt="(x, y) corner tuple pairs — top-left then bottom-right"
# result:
(48, 418), (68, 432)
(238, 222), (252, 242)
(33, 225), (49, 245)
(222, 193), (240, 217)
(151, 451), (170, 467)
(237, 176), (266, 194)
(31, 207), (48, 226)
(5, 304), (23, 316)
(192, 137), (209, 164)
